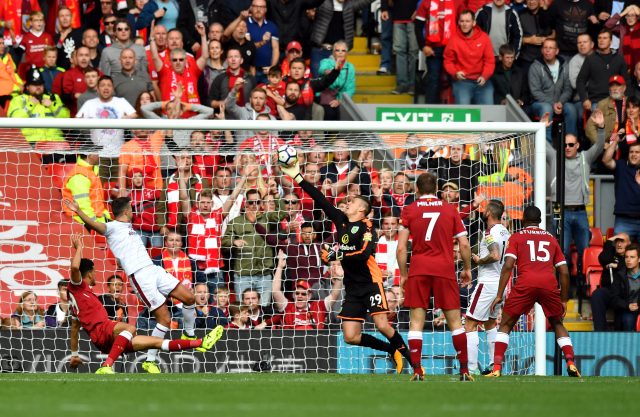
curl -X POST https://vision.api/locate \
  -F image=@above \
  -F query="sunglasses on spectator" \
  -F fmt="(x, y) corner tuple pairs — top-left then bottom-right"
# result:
(246, 200), (260, 205)
(172, 58), (186, 62)
(565, 143), (577, 148)
(283, 200), (299, 205)
(116, 27), (130, 32)
(295, 291), (308, 296)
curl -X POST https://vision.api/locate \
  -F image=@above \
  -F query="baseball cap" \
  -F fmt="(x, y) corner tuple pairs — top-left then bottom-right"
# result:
(442, 181), (459, 191)
(295, 280), (310, 290)
(609, 75), (625, 85)
(286, 41), (302, 52)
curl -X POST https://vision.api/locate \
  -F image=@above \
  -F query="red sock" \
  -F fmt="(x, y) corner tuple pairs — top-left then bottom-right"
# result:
(451, 330), (468, 374)
(408, 338), (423, 374)
(166, 339), (202, 351)
(493, 342), (508, 371)
(103, 333), (132, 367)
(561, 345), (575, 365)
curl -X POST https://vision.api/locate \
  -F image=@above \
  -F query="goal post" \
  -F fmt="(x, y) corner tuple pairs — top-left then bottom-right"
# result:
(0, 118), (547, 375)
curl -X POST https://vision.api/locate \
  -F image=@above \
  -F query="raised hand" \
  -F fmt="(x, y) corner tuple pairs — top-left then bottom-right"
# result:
(63, 198), (79, 213)
(590, 108), (605, 128)
(70, 233), (84, 250)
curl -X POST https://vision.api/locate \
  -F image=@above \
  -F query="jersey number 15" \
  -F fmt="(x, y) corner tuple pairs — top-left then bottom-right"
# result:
(526, 240), (550, 262)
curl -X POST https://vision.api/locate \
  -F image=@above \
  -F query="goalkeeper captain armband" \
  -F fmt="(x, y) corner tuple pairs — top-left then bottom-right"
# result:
(321, 244), (343, 264)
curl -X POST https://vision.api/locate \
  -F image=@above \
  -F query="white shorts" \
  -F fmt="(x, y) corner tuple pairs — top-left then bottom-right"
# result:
(466, 281), (502, 322)
(129, 264), (180, 311)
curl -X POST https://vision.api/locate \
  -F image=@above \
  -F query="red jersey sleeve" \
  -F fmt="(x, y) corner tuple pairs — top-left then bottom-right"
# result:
(505, 233), (519, 260)
(415, 0), (429, 21)
(552, 238), (567, 267)
(451, 208), (466, 238)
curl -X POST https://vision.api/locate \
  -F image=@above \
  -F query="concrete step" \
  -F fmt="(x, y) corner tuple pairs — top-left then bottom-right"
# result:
(353, 92), (414, 104)
(349, 53), (381, 68)
(564, 320), (594, 331)
(352, 37), (368, 54)
(357, 74), (397, 88)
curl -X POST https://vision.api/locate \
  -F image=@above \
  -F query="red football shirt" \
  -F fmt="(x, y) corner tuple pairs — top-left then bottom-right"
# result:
(401, 194), (467, 280)
(158, 57), (203, 104)
(504, 226), (566, 290)
(279, 300), (327, 330)
(67, 280), (111, 334)
(19, 31), (53, 67)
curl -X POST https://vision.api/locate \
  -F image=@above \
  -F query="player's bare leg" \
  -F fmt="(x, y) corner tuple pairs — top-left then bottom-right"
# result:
(169, 284), (197, 339)
(485, 311), (520, 377)
(144, 304), (172, 373)
(408, 308), (427, 380)
(371, 313), (415, 374)
(442, 308), (472, 381)
(549, 317), (581, 377)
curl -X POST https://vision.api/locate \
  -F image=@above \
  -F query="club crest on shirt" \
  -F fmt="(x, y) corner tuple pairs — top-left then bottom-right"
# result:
(351, 226), (359, 234)
(341, 234), (349, 244)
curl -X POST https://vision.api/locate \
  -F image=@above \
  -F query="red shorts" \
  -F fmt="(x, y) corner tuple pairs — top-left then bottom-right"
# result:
(404, 275), (460, 310)
(503, 285), (565, 321)
(89, 320), (134, 354)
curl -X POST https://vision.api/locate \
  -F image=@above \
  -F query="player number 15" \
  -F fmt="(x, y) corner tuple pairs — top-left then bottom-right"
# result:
(526, 240), (550, 262)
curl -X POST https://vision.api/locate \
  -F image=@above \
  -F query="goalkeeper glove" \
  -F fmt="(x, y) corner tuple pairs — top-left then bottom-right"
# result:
(280, 161), (303, 183)
(321, 244), (343, 264)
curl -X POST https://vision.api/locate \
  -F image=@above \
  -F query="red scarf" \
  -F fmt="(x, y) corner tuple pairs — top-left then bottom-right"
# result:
(227, 67), (245, 106)
(427, 0), (455, 46)
(625, 118), (639, 145)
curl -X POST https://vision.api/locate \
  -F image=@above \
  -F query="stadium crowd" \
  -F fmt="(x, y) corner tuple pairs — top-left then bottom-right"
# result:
(0, 0), (639, 334)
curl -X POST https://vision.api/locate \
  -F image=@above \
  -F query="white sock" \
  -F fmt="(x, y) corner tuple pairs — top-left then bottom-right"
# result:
(182, 304), (196, 337)
(161, 340), (170, 351)
(147, 323), (169, 362)
(486, 327), (498, 365)
(557, 337), (572, 348)
(466, 331), (479, 371)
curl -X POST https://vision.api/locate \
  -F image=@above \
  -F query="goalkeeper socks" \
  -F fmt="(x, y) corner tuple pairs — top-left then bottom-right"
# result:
(557, 337), (575, 365)
(451, 328), (468, 373)
(182, 304), (196, 337)
(466, 331), (479, 372)
(493, 332), (510, 371)
(103, 330), (133, 367)
(386, 330), (413, 363)
(407, 331), (423, 374)
(162, 339), (202, 352)
(357, 333), (395, 354)
(486, 327), (498, 364)
(147, 323), (169, 362)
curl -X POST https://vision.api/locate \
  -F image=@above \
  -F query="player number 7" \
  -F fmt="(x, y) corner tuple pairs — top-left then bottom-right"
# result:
(422, 212), (440, 241)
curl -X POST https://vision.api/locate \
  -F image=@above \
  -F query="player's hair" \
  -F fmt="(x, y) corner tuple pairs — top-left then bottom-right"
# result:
(498, 44), (515, 56)
(57, 279), (69, 289)
(626, 243), (640, 256)
(485, 199), (505, 221)
(268, 66), (282, 78)
(242, 287), (261, 301)
(106, 274), (123, 284)
(111, 196), (132, 218)
(79, 258), (95, 277)
(522, 205), (542, 224)
(416, 172), (437, 195)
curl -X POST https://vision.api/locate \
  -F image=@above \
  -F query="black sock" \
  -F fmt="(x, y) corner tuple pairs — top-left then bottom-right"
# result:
(386, 330), (413, 363)
(358, 333), (395, 354)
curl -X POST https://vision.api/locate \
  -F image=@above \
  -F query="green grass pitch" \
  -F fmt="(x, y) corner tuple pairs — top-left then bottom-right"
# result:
(1, 374), (638, 416)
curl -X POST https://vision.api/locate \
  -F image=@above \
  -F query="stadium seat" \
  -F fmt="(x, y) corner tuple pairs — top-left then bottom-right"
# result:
(589, 227), (604, 247)
(583, 246), (604, 296)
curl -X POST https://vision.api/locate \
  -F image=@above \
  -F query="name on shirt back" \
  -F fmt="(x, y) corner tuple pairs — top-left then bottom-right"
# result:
(417, 200), (443, 207)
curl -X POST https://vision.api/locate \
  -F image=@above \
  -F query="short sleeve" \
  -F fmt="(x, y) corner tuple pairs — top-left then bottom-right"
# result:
(415, 0), (428, 21)
(104, 221), (114, 237)
(452, 209), (467, 238)
(552, 239), (567, 266)
(121, 98), (136, 115)
(505, 234), (518, 259)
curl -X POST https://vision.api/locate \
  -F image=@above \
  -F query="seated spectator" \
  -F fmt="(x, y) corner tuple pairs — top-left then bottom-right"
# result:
(198, 39), (225, 103)
(528, 38), (577, 143)
(375, 215), (401, 287)
(44, 279), (71, 328)
(61, 152), (111, 225)
(443, 10), (495, 105)
(76, 68), (100, 110)
(129, 169), (162, 247)
(241, 287), (271, 329)
(548, 0), (595, 62)
(257, 66), (285, 117)
(16, 11), (53, 80)
(39, 47), (64, 94)
(0, 41), (22, 113)
(52, 46), (92, 116)
(585, 76), (628, 146)
(113, 48), (154, 107)
(517, 0), (553, 71)
(117, 128), (164, 196)
(99, 274), (129, 323)
(208, 285), (230, 328)
(476, 0), (523, 60)
(226, 302), (251, 329)
(317, 41), (354, 120)
(493, 44), (529, 107)
(605, 5), (640, 75)
(99, 19), (148, 76)
(577, 29), (628, 112)
(11, 291), (45, 329)
(207, 47), (257, 110)
(591, 233), (632, 331)
(602, 137), (640, 242)
(271, 250), (343, 329)
(223, 16), (256, 73)
(283, 57), (341, 120)
(610, 243), (640, 331)
(320, 139), (372, 199)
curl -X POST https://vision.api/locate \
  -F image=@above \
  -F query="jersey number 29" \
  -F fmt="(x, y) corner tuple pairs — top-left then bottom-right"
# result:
(422, 212), (441, 241)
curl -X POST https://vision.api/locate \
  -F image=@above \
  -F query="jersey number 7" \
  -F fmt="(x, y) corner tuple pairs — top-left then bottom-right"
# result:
(422, 212), (441, 241)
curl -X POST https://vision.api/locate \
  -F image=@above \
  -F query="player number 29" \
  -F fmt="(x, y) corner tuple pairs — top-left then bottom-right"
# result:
(421, 212), (441, 241)
(370, 294), (383, 307)
(526, 240), (550, 262)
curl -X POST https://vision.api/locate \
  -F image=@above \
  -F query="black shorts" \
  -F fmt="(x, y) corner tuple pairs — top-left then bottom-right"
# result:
(337, 282), (389, 322)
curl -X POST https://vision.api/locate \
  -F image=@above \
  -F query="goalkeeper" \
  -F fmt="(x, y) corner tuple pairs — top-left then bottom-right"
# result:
(281, 161), (416, 373)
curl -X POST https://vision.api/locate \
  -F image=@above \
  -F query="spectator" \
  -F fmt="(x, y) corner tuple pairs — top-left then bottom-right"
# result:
(245, 0), (280, 84)
(226, 88), (288, 142)
(392, 137), (427, 175)
(207, 285), (230, 327)
(517, 0), (553, 71)
(222, 188), (286, 305)
(82, 29), (102, 69)
(610, 243), (640, 331)
(223, 17), (256, 72)
(380, 0), (417, 95)
(153, 231), (194, 293)
(76, 75), (137, 182)
(188, 185), (246, 293)
(413, 0), (456, 103)
(238, 113), (285, 165)
(320, 139), (372, 199)
(39, 47), (64, 94)
(268, 0), (324, 54)
(61, 152), (111, 225)
(8, 67), (69, 152)
(309, 0), (373, 77)
(548, 0), (596, 61)
(443, 10), (496, 105)
(281, 41), (309, 78)
(282, 81), (311, 120)
(129, 169), (163, 247)
(11, 291), (45, 329)
(145, 25), (168, 97)
(153, 0), (179, 31)
(226, 302), (251, 328)
(317, 41), (354, 120)
(375, 215), (401, 287)
(241, 288), (270, 328)
(568, 33), (594, 129)
(77, 68), (100, 110)
(52, 46), (92, 116)
(99, 19), (148, 76)
(419, 144), (478, 206)
(53, 7), (84, 70)
(208, 22), (224, 41)
(98, 274), (129, 323)
(208, 47), (257, 110)
(258, 66), (286, 117)
(192, 283), (217, 329)
(602, 133), (640, 243)
(44, 279), (71, 328)
(113, 48), (154, 107)
(577, 29), (628, 112)
(118, 128), (165, 195)
(0, 42), (23, 113)
(99, 12), (118, 49)
(211, 166), (244, 227)
(283, 57), (341, 120)
(271, 251), (343, 329)
(16, 11), (53, 80)
(198, 39), (225, 103)
(528, 38), (576, 143)
(605, 5), (640, 72)
(475, 0), (524, 59)
(585, 76), (628, 146)
(591, 233), (631, 331)
(493, 44), (529, 107)
(177, 0), (224, 53)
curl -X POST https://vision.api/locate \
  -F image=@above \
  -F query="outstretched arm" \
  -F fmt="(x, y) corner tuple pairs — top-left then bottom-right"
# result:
(63, 199), (107, 235)
(69, 233), (85, 284)
(69, 318), (83, 368)
(271, 251), (288, 312)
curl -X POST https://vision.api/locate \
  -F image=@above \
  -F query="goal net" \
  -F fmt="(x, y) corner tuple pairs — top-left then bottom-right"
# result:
(0, 118), (545, 375)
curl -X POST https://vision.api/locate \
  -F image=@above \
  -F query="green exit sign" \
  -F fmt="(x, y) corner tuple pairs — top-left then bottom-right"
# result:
(376, 107), (481, 122)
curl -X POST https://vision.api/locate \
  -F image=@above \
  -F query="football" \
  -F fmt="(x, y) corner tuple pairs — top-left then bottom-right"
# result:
(277, 144), (298, 167)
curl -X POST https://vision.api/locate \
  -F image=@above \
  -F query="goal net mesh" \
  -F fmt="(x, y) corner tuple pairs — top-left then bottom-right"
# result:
(0, 122), (537, 375)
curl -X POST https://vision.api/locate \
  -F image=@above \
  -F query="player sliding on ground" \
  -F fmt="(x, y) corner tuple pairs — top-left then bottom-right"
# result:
(397, 172), (474, 381)
(63, 197), (199, 374)
(281, 161), (417, 374)
(485, 205), (581, 377)
(67, 234), (224, 374)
